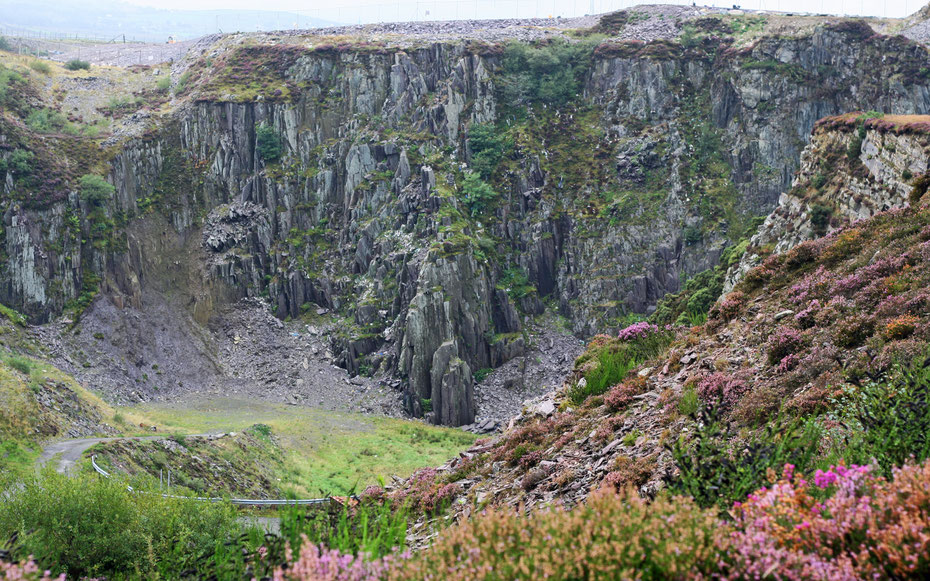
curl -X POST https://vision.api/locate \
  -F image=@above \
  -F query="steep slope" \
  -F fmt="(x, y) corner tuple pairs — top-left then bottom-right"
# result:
(383, 115), (930, 518)
(4, 13), (930, 425)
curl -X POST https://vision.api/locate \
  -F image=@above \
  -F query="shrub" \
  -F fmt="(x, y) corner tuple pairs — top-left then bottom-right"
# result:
(6, 355), (32, 374)
(497, 39), (597, 107)
(678, 385), (699, 416)
(569, 328), (672, 405)
(767, 326), (804, 365)
(255, 123), (282, 163)
(389, 489), (727, 580)
(0, 148), (34, 176)
(666, 406), (821, 509)
(696, 372), (748, 412)
(25, 108), (70, 133)
(461, 173), (497, 216)
(29, 60), (51, 74)
(156, 76), (171, 92)
(468, 123), (510, 179)
(604, 376), (647, 412)
(64, 59), (90, 71)
(837, 360), (930, 475)
(265, 538), (403, 580)
(834, 314), (874, 348)
(0, 560), (62, 581)
(809, 203), (832, 233)
(78, 174), (114, 205)
(0, 470), (242, 579)
(709, 290), (745, 322)
(724, 461), (930, 579)
(0, 36), (11, 51)
(909, 173), (930, 205)
(884, 314), (919, 341)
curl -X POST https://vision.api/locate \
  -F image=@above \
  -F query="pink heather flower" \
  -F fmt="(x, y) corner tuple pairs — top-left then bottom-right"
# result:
(618, 321), (659, 341)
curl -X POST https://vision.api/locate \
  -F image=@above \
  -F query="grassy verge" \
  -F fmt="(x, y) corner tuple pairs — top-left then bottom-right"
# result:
(121, 397), (477, 496)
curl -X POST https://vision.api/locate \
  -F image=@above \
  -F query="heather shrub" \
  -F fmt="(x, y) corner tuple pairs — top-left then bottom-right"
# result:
(834, 314), (874, 348)
(603, 375), (647, 412)
(708, 290), (745, 322)
(767, 326), (804, 365)
(0, 560), (62, 581)
(696, 372), (748, 412)
(783, 240), (819, 268)
(599, 455), (657, 493)
(266, 537), (406, 581)
(389, 489), (727, 580)
(667, 406), (821, 509)
(724, 461), (930, 579)
(884, 314), (919, 340)
(739, 265), (773, 289)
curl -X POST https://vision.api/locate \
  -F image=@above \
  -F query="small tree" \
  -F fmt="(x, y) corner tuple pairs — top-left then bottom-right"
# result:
(255, 123), (282, 163)
(79, 174), (114, 205)
(461, 173), (497, 216)
(0, 37), (11, 52)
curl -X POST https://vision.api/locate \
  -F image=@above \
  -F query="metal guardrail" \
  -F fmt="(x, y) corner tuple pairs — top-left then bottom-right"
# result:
(91, 455), (333, 506)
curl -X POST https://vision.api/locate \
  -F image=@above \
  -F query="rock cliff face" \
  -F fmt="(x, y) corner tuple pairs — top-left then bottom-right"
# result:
(726, 114), (930, 290)
(3, 18), (930, 424)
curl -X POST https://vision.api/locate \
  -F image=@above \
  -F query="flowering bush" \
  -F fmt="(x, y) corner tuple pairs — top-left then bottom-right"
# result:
(268, 536), (407, 580)
(724, 462), (930, 579)
(793, 299), (821, 329)
(767, 326), (804, 365)
(617, 321), (658, 341)
(709, 290), (745, 322)
(388, 489), (727, 580)
(884, 314), (919, 341)
(603, 376), (647, 412)
(696, 372), (749, 411)
(0, 560), (63, 581)
(388, 468), (458, 514)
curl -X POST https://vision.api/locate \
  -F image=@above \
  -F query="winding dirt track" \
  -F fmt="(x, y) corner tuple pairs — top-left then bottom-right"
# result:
(37, 434), (212, 474)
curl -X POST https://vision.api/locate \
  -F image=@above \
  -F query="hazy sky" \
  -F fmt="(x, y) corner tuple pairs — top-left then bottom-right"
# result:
(117, 0), (922, 21)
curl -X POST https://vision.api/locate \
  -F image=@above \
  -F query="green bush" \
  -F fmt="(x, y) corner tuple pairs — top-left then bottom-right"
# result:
(678, 385), (699, 416)
(569, 330), (673, 405)
(25, 108), (70, 133)
(173, 70), (192, 94)
(834, 359), (930, 475)
(461, 173), (497, 216)
(156, 76), (171, 92)
(255, 123), (282, 163)
(667, 407), (821, 510)
(810, 203), (832, 233)
(468, 123), (511, 179)
(6, 355), (32, 374)
(498, 39), (596, 107)
(0, 36), (11, 52)
(28, 60), (51, 74)
(78, 174), (115, 205)
(0, 148), (34, 176)
(0, 470), (243, 579)
(64, 59), (90, 71)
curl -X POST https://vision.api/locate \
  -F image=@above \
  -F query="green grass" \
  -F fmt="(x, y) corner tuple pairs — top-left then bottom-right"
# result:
(123, 397), (477, 496)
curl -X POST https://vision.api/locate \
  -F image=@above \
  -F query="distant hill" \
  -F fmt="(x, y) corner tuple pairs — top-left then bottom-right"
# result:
(0, 0), (339, 42)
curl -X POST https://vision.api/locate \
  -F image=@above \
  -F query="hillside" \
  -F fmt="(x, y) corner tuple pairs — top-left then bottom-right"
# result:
(3, 4), (930, 580)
